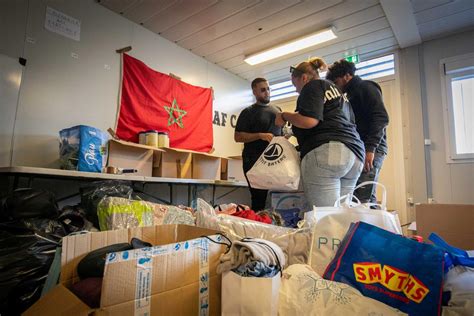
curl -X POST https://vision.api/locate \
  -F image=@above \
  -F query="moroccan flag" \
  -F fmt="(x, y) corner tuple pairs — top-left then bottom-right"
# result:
(115, 53), (213, 152)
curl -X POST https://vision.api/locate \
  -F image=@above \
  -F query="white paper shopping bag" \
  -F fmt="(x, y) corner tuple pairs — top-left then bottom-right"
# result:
(246, 137), (300, 191)
(304, 181), (402, 275)
(221, 271), (280, 316)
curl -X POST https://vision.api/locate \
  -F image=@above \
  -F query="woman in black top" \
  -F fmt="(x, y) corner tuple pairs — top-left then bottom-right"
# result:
(275, 57), (365, 207)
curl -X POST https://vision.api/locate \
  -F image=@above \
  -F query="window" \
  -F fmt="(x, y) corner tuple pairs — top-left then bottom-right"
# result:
(442, 53), (474, 161)
(270, 54), (395, 101)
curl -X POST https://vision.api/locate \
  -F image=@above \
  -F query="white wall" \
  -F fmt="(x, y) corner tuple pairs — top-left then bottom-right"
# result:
(400, 30), (474, 204)
(0, 0), (252, 168)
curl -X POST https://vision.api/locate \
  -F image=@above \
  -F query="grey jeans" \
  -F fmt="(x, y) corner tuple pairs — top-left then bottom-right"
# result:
(301, 141), (364, 208)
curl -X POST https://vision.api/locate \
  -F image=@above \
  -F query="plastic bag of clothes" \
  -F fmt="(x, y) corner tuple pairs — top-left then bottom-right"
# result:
(196, 198), (312, 267)
(428, 233), (474, 316)
(58, 205), (97, 234)
(0, 222), (60, 315)
(97, 197), (154, 231)
(80, 180), (135, 227)
(0, 188), (59, 221)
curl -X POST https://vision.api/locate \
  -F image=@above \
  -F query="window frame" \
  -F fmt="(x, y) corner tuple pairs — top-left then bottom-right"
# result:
(440, 53), (474, 163)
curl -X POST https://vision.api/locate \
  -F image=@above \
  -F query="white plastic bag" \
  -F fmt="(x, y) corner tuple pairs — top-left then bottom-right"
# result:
(443, 266), (474, 316)
(304, 181), (402, 275)
(246, 137), (300, 191)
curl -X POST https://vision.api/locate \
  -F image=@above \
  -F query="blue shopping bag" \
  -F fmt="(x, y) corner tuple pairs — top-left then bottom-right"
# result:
(429, 232), (474, 271)
(323, 221), (445, 316)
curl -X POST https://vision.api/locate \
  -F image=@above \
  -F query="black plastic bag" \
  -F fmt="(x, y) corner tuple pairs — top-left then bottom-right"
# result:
(80, 180), (134, 227)
(58, 205), (96, 234)
(0, 188), (59, 221)
(0, 226), (60, 315)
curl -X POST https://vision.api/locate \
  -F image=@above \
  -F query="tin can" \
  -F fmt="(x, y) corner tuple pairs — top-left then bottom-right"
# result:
(145, 130), (158, 147)
(138, 131), (147, 144)
(158, 132), (169, 148)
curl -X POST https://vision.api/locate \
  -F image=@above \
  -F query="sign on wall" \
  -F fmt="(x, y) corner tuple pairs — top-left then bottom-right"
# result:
(44, 6), (81, 41)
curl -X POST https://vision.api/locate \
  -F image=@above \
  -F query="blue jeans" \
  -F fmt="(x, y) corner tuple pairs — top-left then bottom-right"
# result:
(301, 142), (364, 208)
(354, 152), (386, 203)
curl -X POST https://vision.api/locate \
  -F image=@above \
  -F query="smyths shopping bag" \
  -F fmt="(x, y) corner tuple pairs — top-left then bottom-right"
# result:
(247, 137), (300, 191)
(324, 222), (445, 316)
(304, 182), (402, 275)
(221, 270), (280, 316)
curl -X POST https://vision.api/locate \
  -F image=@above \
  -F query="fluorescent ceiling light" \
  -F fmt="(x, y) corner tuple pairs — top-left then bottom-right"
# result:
(244, 27), (337, 65)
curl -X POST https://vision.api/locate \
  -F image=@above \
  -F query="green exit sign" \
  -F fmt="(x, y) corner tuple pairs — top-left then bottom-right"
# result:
(345, 54), (359, 63)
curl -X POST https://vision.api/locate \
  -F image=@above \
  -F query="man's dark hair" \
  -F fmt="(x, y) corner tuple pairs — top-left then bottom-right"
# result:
(326, 59), (357, 81)
(251, 77), (267, 89)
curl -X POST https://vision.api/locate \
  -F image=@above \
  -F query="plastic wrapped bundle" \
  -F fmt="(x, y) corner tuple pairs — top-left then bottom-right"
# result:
(151, 203), (195, 226)
(196, 198), (312, 267)
(97, 197), (153, 231)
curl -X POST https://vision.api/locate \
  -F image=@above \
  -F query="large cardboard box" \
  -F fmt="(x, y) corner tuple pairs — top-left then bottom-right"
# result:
(107, 139), (163, 177)
(25, 225), (225, 315)
(416, 203), (474, 249)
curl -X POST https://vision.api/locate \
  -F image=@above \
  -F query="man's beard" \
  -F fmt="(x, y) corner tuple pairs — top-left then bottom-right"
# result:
(257, 97), (270, 104)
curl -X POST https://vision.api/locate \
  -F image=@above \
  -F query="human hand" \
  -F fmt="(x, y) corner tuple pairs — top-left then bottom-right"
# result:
(259, 133), (274, 143)
(364, 151), (375, 172)
(274, 112), (286, 127)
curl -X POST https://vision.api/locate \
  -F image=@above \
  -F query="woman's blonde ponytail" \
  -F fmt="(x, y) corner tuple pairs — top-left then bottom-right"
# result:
(308, 57), (327, 72)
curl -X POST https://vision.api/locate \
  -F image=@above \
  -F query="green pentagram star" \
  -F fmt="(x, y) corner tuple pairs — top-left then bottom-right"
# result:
(164, 98), (187, 128)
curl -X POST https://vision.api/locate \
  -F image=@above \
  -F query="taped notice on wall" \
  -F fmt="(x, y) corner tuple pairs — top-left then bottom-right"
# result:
(45, 6), (81, 41)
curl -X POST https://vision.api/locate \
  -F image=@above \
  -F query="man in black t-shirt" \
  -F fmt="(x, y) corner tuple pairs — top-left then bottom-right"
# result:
(234, 78), (282, 211)
(326, 59), (389, 204)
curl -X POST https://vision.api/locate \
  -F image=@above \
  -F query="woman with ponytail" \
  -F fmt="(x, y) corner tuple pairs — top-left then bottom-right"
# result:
(275, 57), (365, 207)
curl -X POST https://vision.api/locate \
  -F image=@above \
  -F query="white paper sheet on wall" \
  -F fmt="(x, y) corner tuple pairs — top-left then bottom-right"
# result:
(44, 6), (81, 41)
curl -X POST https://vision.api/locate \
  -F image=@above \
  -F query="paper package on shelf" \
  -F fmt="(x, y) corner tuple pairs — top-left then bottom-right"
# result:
(196, 198), (312, 266)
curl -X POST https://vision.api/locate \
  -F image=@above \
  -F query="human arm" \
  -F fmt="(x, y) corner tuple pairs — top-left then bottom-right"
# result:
(275, 112), (319, 129)
(234, 131), (273, 143)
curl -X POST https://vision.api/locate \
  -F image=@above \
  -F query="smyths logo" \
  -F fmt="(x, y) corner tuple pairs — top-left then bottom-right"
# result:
(353, 262), (429, 303)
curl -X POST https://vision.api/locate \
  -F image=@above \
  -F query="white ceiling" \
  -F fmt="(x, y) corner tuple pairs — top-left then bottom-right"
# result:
(99, 0), (474, 83)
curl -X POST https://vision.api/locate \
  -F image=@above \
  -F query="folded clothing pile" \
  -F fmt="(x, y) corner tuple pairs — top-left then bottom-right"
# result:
(232, 209), (272, 224)
(218, 238), (285, 278)
(196, 198), (312, 266)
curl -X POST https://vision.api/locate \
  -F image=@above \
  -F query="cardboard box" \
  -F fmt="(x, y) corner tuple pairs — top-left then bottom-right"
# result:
(153, 147), (221, 180)
(153, 147), (192, 178)
(107, 139), (163, 177)
(416, 203), (474, 249)
(25, 225), (225, 316)
(221, 156), (245, 182)
(192, 152), (221, 180)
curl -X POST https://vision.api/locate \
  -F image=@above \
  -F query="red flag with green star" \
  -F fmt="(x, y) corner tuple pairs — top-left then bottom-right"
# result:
(115, 54), (213, 152)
